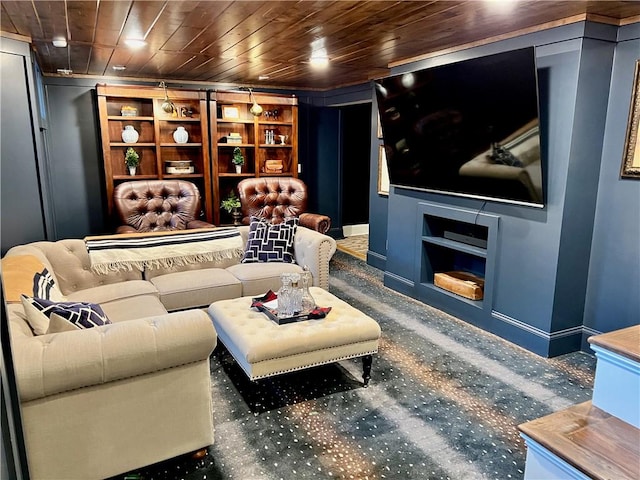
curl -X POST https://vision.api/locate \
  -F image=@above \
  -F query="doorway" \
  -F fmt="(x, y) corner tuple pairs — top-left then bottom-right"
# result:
(336, 102), (371, 260)
(340, 102), (371, 233)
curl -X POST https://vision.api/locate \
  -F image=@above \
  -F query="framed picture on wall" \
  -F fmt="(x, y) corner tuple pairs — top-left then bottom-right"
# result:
(621, 60), (640, 179)
(378, 146), (390, 195)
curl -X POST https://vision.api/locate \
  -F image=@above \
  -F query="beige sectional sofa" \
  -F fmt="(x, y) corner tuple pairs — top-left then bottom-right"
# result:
(2, 225), (336, 479)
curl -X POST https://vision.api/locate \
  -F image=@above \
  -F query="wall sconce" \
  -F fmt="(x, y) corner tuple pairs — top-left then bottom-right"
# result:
(248, 88), (263, 116)
(159, 81), (175, 114)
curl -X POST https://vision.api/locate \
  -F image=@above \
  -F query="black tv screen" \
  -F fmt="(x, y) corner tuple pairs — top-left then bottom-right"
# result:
(375, 47), (544, 207)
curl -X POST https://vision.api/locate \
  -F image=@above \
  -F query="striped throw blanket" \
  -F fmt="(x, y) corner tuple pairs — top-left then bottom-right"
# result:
(85, 227), (244, 274)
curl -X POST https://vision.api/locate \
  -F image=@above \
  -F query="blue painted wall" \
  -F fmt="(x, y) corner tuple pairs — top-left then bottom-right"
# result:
(0, 38), (51, 254)
(372, 21), (639, 356)
(583, 23), (640, 345)
(368, 92), (389, 270)
(43, 84), (107, 238)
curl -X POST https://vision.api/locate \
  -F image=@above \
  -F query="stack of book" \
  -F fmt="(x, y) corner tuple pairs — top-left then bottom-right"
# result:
(226, 133), (242, 144)
(165, 160), (194, 174)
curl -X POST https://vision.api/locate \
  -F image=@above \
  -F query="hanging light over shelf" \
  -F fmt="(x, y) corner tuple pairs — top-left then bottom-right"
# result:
(248, 88), (263, 116)
(159, 81), (176, 114)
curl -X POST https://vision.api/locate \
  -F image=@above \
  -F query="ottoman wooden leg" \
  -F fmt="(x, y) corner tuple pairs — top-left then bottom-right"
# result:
(191, 447), (208, 459)
(362, 355), (373, 387)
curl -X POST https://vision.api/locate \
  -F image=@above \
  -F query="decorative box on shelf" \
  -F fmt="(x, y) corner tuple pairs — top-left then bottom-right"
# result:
(263, 159), (284, 173)
(434, 271), (484, 300)
(165, 160), (194, 174)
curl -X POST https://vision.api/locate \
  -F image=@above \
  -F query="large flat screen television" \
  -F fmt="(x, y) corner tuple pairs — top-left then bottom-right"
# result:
(375, 47), (544, 207)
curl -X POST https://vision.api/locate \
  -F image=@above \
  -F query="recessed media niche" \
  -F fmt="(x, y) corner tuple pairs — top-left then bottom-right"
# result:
(415, 202), (499, 327)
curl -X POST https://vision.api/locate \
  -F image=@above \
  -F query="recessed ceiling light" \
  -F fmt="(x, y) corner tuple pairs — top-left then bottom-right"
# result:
(112, 65), (127, 71)
(309, 38), (329, 69)
(56, 68), (72, 75)
(124, 38), (146, 49)
(258, 75), (270, 80)
(309, 49), (329, 68)
(52, 37), (67, 48)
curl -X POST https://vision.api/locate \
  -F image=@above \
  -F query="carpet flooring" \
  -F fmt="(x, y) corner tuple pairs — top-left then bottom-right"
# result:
(336, 235), (368, 261)
(116, 251), (596, 480)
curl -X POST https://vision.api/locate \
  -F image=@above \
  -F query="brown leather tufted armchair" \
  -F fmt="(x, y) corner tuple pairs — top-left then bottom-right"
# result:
(113, 180), (214, 234)
(237, 177), (331, 234)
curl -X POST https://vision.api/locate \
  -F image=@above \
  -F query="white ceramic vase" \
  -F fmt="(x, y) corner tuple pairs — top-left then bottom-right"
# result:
(121, 125), (139, 143)
(173, 126), (188, 144)
(128, 166), (137, 176)
(235, 164), (242, 174)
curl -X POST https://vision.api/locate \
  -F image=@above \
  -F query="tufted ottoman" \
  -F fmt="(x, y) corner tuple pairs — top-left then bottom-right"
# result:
(207, 287), (381, 385)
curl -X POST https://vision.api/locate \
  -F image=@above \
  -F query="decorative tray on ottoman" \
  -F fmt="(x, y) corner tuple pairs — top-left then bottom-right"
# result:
(251, 290), (331, 325)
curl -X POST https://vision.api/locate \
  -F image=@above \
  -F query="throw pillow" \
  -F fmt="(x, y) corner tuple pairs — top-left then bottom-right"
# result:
(241, 216), (298, 264)
(1, 255), (65, 303)
(21, 295), (111, 335)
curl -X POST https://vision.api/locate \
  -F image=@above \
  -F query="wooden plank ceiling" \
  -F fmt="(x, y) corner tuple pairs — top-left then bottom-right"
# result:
(1, 1), (639, 90)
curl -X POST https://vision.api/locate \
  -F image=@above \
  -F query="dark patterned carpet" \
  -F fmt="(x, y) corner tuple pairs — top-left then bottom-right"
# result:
(117, 251), (596, 480)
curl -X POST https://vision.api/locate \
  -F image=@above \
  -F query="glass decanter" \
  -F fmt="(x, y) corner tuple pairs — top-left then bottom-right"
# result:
(300, 267), (316, 314)
(278, 273), (293, 319)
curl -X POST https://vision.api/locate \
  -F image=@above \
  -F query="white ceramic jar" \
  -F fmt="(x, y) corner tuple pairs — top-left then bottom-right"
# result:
(121, 125), (139, 143)
(173, 126), (189, 144)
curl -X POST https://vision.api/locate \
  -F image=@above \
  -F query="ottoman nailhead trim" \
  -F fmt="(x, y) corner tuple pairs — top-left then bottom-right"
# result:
(254, 340), (379, 363)
(248, 348), (379, 381)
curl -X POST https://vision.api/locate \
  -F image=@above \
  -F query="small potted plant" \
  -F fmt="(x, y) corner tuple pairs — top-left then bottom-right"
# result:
(124, 147), (140, 175)
(232, 147), (244, 174)
(221, 191), (242, 225)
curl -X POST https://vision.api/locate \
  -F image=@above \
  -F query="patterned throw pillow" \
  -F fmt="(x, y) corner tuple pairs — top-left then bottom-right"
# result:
(1, 255), (65, 303)
(21, 295), (111, 335)
(241, 216), (298, 263)
(32, 268), (59, 299)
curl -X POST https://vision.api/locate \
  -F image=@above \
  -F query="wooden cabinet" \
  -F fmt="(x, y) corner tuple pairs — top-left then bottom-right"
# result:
(210, 90), (298, 225)
(96, 84), (212, 224)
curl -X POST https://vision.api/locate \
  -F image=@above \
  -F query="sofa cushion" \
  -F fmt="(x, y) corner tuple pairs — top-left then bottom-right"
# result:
(149, 268), (243, 311)
(241, 217), (298, 264)
(143, 255), (240, 280)
(1, 255), (65, 303)
(21, 296), (111, 335)
(64, 280), (158, 304)
(227, 262), (304, 297)
(99, 295), (168, 322)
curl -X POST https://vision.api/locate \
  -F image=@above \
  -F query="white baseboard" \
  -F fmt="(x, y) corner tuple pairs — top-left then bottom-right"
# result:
(342, 224), (369, 237)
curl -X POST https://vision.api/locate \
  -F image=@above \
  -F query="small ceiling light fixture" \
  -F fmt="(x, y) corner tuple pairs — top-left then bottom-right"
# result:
(258, 75), (270, 81)
(309, 38), (329, 69)
(248, 88), (263, 116)
(52, 37), (67, 48)
(124, 38), (146, 49)
(112, 65), (127, 71)
(56, 68), (72, 75)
